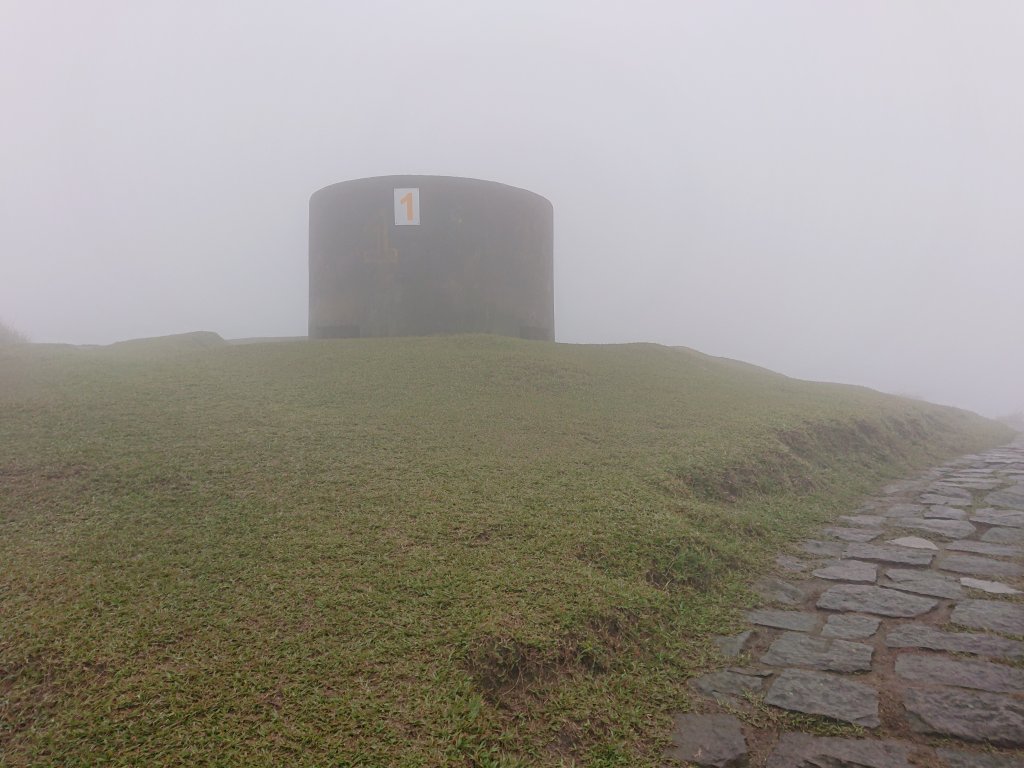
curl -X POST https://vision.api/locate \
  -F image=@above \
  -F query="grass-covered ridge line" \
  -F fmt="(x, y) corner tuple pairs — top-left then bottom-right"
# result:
(0, 335), (1011, 766)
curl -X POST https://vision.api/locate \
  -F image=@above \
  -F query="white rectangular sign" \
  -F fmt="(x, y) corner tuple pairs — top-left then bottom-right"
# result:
(394, 188), (420, 226)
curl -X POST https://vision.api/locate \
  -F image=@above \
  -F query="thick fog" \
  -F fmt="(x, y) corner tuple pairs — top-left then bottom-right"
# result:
(2, 2), (1022, 417)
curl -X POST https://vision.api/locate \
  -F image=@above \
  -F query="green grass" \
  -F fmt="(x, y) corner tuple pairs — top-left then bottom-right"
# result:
(0, 334), (1011, 766)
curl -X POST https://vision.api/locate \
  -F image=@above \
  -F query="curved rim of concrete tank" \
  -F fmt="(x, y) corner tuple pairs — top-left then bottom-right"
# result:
(308, 174), (553, 211)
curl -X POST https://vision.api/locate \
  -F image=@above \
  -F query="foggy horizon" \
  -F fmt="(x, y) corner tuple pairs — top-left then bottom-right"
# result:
(2, 2), (1022, 418)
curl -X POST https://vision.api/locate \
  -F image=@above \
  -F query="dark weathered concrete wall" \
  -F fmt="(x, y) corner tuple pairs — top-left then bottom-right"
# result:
(309, 175), (554, 341)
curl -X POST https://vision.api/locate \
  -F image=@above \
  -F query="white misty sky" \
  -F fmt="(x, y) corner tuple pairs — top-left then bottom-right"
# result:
(1, 1), (1022, 417)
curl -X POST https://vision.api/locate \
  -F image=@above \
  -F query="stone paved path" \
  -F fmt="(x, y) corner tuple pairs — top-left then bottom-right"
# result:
(666, 435), (1024, 767)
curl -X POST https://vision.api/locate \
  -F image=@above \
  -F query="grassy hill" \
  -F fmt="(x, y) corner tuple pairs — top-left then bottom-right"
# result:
(0, 335), (1012, 767)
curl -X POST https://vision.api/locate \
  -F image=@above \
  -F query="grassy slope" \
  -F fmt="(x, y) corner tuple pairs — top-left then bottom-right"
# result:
(0, 335), (1012, 767)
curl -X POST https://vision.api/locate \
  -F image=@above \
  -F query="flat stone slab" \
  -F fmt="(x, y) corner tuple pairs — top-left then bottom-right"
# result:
(844, 543), (934, 566)
(817, 584), (938, 617)
(666, 713), (747, 767)
(972, 508), (1024, 527)
(886, 536), (938, 550)
(775, 554), (808, 573)
(895, 653), (1024, 693)
(760, 631), (873, 672)
(889, 517), (977, 539)
(746, 609), (818, 632)
(919, 493), (971, 506)
(947, 539), (1024, 557)
(880, 568), (963, 599)
(938, 554), (1024, 580)
(765, 733), (914, 768)
(823, 526), (881, 542)
(754, 577), (806, 606)
(936, 748), (1023, 767)
(881, 503), (926, 517)
(885, 623), (1024, 658)
(765, 669), (879, 727)
(921, 495), (966, 507)
(923, 505), (967, 519)
(692, 669), (767, 705)
(946, 481), (1003, 491)
(853, 501), (884, 512)
(883, 480), (924, 495)
(812, 559), (878, 583)
(800, 539), (844, 557)
(904, 686), (1024, 746)
(712, 630), (753, 658)
(942, 481), (999, 493)
(952, 600), (1024, 636)
(986, 486), (1024, 510)
(961, 577), (1022, 595)
(927, 483), (973, 500)
(821, 614), (881, 640)
(838, 514), (885, 527)
(982, 526), (1024, 545)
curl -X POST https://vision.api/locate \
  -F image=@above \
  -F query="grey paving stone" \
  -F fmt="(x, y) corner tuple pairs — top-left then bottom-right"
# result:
(666, 713), (747, 767)
(938, 554), (1024, 580)
(888, 517), (977, 539)
(972, 508), (1024, 527)
(844, 543), (934, 566)
(880, 585), (958, 606)
(936, 748), (1024, 767)
(924, 505), (967, 520)
(853, 500), (884, 512)
(927, 484), (974, 501)
(765, 669), (879, 727)
(775, 554), (808, 573)
(951, 600), (1024, 636)
(817, 584), (937, 617)
(947, 539), (1024, 558)
(727, 665), (772, 677)
(880, 568), (963, 599)
(885, 623), (1024, 658)
(881, 503), (926, 517)
(765, 733), (914, 768)
(691, 669), (767, 705)
(961, 577), (1022, 595)
(754, 577), (806, 606)
(746, 609), (818, 632)
(838, 514), (886, 528)
(812, 560), (877, 583)
(823, 526), (881, 543)
(886, 536), (938, 550)
(821, 614), (881, 640)
(986, 485), (1024, 510)
(800, 539), (844, 557)
(895, 653), (1024, 693)
(760, 631), (873, 672)
(919, 493), (971, 507)
(982, 526), (1024, 545)
(712, 630), (753, 658)
(904, 686), (1024, 746)
(883, 480), (925, 495)
(960, 482), (1004, 492)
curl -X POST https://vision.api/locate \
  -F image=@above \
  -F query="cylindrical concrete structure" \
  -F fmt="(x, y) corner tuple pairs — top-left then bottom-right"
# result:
(309, 175), (554, 341)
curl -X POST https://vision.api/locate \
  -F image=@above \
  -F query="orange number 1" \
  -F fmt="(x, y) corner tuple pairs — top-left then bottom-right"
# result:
(400, 192), (414, 222)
